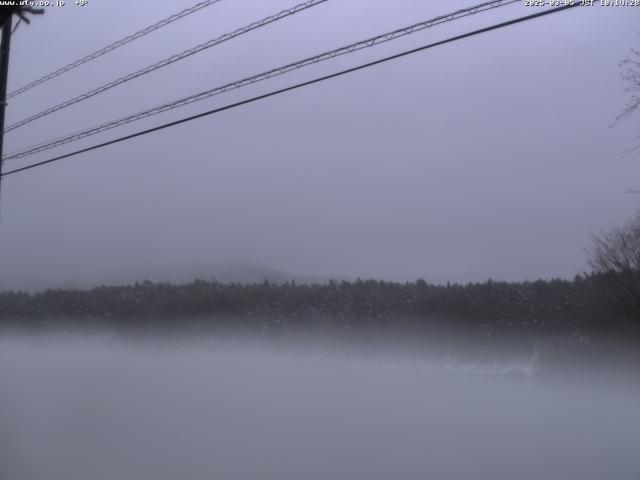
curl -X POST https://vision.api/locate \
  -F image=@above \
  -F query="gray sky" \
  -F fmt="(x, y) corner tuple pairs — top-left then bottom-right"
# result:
(0, 0), (638, 290)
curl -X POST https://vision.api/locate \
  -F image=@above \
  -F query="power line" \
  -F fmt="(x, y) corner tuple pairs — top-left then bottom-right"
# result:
(6, 0), (224, 99)
(5, 0), (329, 134)
(4, 0), (519, 160)
(1, 3), (580, 178)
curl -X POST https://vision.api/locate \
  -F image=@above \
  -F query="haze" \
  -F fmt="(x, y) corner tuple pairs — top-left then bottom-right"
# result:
(1, 334), (639, 480)
(0, 0), (638, 290)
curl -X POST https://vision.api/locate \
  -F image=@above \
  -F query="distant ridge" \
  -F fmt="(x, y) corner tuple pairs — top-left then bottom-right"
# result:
(208, 262), (343, 285)
(0, 262), (345, 292)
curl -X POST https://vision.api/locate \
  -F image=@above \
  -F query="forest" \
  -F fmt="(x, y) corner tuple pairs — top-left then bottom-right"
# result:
(0, 274), (635, 348)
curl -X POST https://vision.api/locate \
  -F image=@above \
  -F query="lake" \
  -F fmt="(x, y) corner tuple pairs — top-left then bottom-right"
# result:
(1, 333), (638, 480)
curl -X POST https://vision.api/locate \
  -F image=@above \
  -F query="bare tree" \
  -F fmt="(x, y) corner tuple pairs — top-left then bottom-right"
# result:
(589, 213), (640, 334)
(0, 5), (44, 26)
(614, 40), (640, 156)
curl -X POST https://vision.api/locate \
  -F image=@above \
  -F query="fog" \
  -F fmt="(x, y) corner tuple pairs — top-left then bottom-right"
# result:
(1, 4), (640, 477)
(0, 1), (639, 290)
(1, 334), (638, 480)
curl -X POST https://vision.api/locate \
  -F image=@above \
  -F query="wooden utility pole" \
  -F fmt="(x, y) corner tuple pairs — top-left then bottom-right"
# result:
(0, 14), (12, 194)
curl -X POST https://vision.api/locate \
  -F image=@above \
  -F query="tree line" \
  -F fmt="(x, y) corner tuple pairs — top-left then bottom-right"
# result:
(0, 274), (634, 342)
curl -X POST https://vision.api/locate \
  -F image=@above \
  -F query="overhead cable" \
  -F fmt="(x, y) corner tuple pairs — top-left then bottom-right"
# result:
(7, 0), (225, 99)
(1, 4), (580, 178)
(4, 0), (329, 133)
(5, 0), (519, 159)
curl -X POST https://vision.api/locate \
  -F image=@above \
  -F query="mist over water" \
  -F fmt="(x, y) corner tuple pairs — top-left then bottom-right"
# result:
(1, 333), (638, 480)
(1, 1), (638, 479)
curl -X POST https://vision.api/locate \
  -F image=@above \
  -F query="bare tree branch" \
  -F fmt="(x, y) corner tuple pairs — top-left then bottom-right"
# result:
(0, 5), (44, 26)
(589, 213), (640, 330)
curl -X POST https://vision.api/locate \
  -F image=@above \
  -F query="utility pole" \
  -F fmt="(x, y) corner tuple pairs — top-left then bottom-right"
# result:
(0, 13), (12, 196)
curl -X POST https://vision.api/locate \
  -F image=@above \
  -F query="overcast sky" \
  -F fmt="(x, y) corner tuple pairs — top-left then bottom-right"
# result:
(0, 0), (638, 290)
